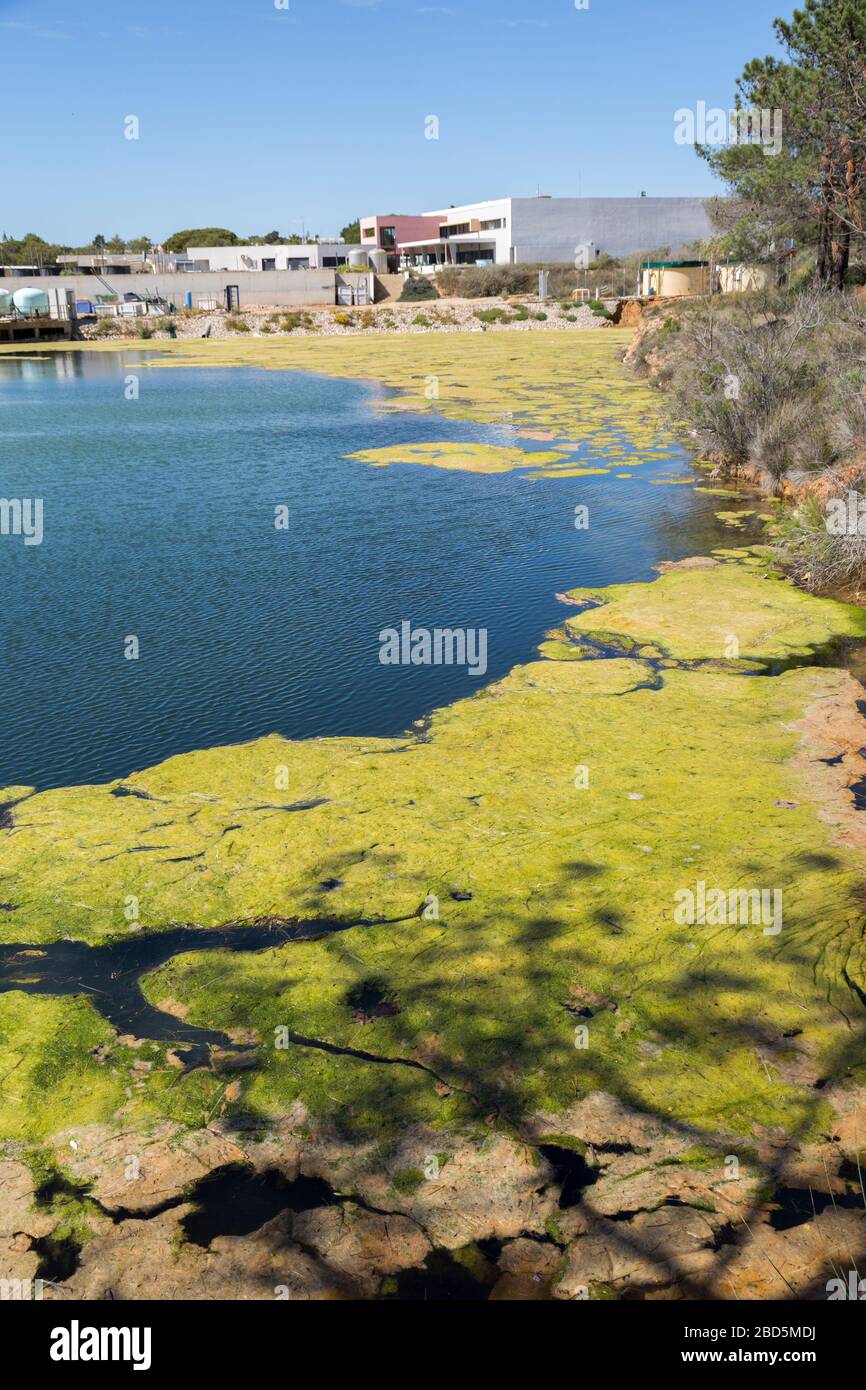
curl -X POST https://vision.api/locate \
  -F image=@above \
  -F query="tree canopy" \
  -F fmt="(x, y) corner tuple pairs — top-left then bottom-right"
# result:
(162, 227), (241, 253)
(700, 0), (866, 287)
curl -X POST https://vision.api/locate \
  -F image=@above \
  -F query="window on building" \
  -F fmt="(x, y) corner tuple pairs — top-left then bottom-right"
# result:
(363, 227), (376, 238)
(262, 258), (276, 272)
(480, 219), (504, 230)
(381, 226), (397, 248)
(440, 223), (470, 238)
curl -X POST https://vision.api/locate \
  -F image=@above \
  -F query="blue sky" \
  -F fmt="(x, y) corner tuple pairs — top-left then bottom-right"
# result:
(1, 0), (786, 244)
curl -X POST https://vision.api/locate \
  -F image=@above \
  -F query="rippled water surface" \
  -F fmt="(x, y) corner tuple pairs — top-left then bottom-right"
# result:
(0, 349), (730, 789)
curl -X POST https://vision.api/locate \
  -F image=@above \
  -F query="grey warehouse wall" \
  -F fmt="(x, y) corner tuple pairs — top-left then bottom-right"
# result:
(511, 197), (714, 261)
(2, 270), (338, 308)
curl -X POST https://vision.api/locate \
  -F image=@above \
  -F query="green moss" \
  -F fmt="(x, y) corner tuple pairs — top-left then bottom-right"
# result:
(392, 1167), (426, 1195)
(537, 1133), (589, 1156)
(561, 566), (866, 664)
(589, 1280), (621, 1300)
(544, 1213), (567, 1246)
(537, 639), (590, 661)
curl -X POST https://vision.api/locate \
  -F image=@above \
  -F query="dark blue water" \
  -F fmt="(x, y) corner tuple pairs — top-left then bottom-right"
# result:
(0, 350), (723, 791)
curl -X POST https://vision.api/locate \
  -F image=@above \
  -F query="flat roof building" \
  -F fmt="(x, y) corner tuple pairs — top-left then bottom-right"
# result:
(0, 263), (61, 277)
(186, 242), (356, 272)
(366, 196), (715, 271)
(359, 216), (442, 272)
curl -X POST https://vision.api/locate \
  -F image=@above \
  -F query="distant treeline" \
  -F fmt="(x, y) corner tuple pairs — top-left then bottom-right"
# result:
(0, 223), (363, 265)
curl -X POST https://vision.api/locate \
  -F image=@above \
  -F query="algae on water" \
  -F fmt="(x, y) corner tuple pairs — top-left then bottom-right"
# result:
(1, 334), (865, 1176)
(1, 563), (864, 1148)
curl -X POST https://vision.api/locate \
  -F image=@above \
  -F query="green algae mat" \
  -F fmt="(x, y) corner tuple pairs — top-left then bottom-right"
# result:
(2, 560), (866, 1156)
(2, 332), (866, 1251)
(2, 330), (673, 477)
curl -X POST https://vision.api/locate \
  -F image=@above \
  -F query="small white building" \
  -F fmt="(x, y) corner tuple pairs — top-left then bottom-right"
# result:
(398, 199), (511, 271)
(186, 242), (355, 272)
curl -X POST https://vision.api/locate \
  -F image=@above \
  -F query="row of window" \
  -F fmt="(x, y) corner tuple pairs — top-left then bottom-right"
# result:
(363, 227), (398, 246)
(364, 217), (506, 247)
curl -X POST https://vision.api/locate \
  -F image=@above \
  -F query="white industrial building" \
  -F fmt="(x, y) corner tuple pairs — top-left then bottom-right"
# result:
(185, 242), (355, 272)
(396, 196), (714, 271)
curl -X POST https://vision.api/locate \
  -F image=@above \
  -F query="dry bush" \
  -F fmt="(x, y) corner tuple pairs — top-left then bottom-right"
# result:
(774, 489), (866, 593)
(650, 290), (866, 490)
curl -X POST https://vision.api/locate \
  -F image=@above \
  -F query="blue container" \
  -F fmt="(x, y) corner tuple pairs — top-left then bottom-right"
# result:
(185, 291), (193, 309)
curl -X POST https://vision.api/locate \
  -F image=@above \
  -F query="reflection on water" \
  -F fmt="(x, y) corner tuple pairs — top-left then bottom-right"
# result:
(0, 349), (731, 790)
(0, 350), (159, 382)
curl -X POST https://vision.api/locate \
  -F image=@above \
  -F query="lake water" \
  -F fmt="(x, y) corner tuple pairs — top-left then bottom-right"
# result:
(0, 349), (731, 791)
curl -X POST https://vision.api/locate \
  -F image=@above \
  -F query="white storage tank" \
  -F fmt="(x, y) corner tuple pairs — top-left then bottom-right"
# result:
(0, 289), (13, 315)
(369, 248), (388, 274)
(718, 262), (773, 294)
(347, 248), (370, 270)
(12, 287), (50, 316)
(640, 261), (709, 298)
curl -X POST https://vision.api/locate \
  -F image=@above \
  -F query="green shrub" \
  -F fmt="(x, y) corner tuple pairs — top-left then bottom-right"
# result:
(437, 265), (538, 298)
(281, 311), (313, 332)
(399, 275), (439, 302)
(435, 262), (603, 300)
